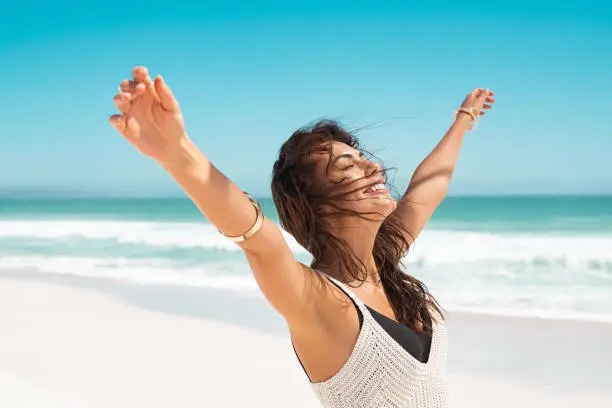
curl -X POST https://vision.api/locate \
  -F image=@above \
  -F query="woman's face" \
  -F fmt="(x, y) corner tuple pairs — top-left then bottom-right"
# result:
(310, 141), (397, 220)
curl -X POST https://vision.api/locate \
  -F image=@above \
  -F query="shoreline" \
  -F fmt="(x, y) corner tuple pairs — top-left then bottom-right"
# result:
(2, 265), (612, 326)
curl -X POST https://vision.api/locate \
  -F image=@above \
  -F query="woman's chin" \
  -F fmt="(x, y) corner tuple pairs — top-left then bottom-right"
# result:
(358, 195), (397, 217)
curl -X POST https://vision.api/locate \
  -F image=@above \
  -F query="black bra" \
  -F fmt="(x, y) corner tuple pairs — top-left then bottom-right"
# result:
(365, 305), (432, 363)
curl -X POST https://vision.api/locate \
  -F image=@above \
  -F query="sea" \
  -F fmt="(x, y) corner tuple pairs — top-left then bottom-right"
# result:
(1, 195), (612, 323)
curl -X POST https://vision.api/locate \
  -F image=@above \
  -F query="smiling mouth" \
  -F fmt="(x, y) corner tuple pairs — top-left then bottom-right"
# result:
(363, 183), (388, 195)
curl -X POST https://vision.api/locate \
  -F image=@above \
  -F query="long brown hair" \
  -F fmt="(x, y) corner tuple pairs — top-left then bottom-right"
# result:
(271, 120), (443, 332)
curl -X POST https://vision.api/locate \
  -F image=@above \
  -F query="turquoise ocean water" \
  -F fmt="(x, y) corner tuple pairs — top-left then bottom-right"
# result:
(1, 196), (612, 321)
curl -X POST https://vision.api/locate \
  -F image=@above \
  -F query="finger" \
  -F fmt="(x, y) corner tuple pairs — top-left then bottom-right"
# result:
(119, 79), (146, 105)
(113, 92), (132, 113)
(109, 114), (140, 143)
(134, 82), (147, 95)
(132, 66), (149, 82)
(132, 66), (160, 103)
(154, 75), (180, 112)
(483, 103), (493, 110)
(109, 114), (126, 133)
(133, 66), (155, 90)
(486, 96), (495, 103)
(119, 80), (136, 93)
(479, 111), (486, 116)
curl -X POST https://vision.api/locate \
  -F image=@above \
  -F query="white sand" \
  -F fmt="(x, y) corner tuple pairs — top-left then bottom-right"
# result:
(1, 277), (610, 407)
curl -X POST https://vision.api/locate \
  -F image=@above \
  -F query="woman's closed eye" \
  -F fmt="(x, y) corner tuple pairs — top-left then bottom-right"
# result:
(334, 151), (364, 172)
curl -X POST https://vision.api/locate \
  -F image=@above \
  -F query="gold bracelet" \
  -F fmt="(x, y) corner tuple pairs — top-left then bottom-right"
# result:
(455, 107), (479, 130)
(460, 107), (477, 120)
(219, 192), (265, 243)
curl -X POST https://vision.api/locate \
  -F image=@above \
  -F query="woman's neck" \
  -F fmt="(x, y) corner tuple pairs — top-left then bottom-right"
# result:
(318, 221), (382, 285)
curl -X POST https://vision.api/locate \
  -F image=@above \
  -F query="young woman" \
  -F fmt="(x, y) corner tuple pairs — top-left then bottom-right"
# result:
(109, 66), (494, 407)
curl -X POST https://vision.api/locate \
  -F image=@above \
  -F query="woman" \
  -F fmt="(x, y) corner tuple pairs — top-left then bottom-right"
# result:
(109, 66), (494, 407)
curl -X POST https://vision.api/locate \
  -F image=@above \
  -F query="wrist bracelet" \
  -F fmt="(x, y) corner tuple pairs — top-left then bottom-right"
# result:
(455, 107), (479, 130)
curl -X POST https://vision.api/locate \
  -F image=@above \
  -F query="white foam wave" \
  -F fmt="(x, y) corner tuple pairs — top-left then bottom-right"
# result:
(0, 220), (307, 253)
(2, 221), (612, 268)
(405, 229), (612, 269)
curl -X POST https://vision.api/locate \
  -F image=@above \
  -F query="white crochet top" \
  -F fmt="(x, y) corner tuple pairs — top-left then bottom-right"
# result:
(308, 275), (448, 408)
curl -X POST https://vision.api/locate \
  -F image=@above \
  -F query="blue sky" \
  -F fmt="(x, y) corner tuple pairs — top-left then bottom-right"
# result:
(2, 1), (611, 197)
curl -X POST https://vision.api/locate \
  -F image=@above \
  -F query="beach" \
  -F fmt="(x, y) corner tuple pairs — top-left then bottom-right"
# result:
(1, 196), (612, 406)
(1, 271), (611, 408)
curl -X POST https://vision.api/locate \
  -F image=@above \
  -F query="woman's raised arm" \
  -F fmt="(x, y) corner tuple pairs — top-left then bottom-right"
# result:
(108, 66), (321, 325)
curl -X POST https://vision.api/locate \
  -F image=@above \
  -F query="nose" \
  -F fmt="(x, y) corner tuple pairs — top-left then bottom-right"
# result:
(365, 160), (382, 177)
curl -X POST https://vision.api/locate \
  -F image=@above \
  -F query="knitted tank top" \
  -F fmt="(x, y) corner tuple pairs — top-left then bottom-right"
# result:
(308, 275), (449, 408)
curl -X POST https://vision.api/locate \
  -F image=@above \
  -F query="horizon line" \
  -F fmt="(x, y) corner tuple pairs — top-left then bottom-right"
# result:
(2, 192), (612, 200)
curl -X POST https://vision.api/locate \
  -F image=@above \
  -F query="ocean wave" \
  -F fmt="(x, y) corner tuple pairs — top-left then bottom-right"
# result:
(2, 220), (612, 318)
(2, 220), (612, 268)
(405, 229), (612, 269)
(0, 220), (307, 253)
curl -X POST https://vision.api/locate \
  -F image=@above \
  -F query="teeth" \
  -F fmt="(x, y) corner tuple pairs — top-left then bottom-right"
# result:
(365, 183), (385, 193)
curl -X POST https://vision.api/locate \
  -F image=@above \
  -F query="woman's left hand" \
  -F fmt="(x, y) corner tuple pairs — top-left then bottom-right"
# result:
(460, 88), (495, 117)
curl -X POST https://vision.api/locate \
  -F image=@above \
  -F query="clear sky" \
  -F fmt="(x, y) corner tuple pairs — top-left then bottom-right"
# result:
(2, 1), (611, 197)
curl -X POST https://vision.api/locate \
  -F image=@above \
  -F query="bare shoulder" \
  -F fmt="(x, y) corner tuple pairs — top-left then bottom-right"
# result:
(287, 269), (362, 383)
(288, 268), (357, 331)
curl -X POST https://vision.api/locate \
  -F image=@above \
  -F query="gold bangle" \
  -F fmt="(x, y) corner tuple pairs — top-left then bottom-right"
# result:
(455, 107), (479, 130)
(456, 107), (477, 121)
(219, 192), (265, 243)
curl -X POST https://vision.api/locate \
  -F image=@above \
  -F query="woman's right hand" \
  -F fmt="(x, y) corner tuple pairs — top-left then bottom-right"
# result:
(109, 66), (187, 164)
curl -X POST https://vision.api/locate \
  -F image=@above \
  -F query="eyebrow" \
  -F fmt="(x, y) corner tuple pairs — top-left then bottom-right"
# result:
(333, 151), (364, 163)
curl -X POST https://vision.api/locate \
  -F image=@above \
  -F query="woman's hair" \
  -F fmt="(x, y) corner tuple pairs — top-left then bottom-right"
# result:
(271, 120), (443, 332)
